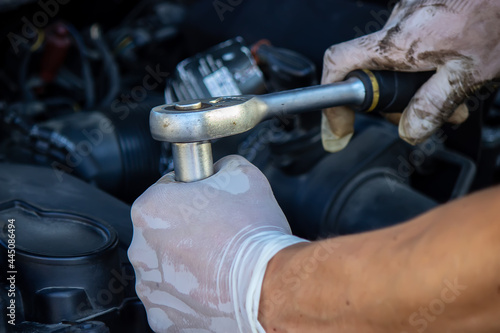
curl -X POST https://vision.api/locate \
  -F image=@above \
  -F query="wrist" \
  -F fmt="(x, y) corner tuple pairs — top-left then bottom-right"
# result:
(258, 241), (317, 332)
(258, 236), (399, 333)
(229, 228), (307, 332)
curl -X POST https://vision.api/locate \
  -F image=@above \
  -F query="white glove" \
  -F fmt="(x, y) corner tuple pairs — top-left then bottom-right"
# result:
(128, 155), (307, 332)
(321, 0), (500, 152)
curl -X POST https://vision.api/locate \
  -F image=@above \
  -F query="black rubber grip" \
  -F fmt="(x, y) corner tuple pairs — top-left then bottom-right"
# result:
(346, 70), (434, 113)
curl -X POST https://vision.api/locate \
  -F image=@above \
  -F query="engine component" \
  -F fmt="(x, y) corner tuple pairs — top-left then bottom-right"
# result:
(164, 37), (266, 103)
(262, 118), (476, 239)
(4, 95), (164, 202)
(252, 40), (318, 92)
(107, 1), (185, 66)
(40, 22), (71, 85)
(0, 202), (121, 324)
(0, 163), (151, 332)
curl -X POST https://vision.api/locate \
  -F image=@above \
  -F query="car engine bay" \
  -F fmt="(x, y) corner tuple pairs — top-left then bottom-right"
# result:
(0, 0), (500, 331)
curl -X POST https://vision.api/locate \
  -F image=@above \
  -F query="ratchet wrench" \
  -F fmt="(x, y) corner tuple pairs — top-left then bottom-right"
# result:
(150, 70), (433, 182)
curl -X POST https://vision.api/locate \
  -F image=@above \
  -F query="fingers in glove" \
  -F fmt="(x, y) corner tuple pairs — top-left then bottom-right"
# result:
(447, 103), (469, 125)
(321, 30), (438, 152)
(381, 102), (469, 131)
(213, 154), (254, 173)
(132, 155), (275, 229)
(321, 106), (355, 152)
(399, 60), (475, 145)
(321, 36), (383, 152)
(321, 29), (437, 85)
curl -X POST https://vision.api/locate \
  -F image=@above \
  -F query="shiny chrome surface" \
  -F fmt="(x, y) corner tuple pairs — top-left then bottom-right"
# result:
(150, 77), (366, 143)
(172, 142), (214, 182)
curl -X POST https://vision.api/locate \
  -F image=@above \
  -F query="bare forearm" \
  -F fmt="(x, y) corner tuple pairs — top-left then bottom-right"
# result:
(259, 186), (500, 332)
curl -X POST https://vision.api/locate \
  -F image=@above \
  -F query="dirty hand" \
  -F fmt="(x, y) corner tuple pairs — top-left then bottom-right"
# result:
(128, 155), (306, 332)
(321, 0), (500, 152)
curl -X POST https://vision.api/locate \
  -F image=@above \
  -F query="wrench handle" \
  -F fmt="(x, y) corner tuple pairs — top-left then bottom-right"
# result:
(346, 70), (434, 113)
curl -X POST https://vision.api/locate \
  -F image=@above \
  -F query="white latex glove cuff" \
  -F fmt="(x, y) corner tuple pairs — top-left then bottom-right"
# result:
(229, 227), (307, 332)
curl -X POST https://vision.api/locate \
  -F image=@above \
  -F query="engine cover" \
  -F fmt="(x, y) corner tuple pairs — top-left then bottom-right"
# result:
(0, 163), (151, 332)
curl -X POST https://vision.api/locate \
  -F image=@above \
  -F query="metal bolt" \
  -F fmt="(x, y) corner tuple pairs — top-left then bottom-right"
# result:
(174, 101), (203, 111)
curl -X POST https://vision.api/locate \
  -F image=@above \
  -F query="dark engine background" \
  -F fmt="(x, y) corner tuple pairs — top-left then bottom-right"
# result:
(0, 0), (499, 331)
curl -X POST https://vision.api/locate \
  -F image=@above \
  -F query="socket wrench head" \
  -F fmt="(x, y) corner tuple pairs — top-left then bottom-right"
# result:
(150, 96), (267, 143)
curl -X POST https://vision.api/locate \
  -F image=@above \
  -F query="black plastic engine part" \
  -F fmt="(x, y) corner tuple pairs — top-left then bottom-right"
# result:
(0, 163), (152, 332)
(253, 42), (318, 92)
(5, 95), (164, 203)
(0, 201), (121, 324)
(262, 117), (476, 240)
